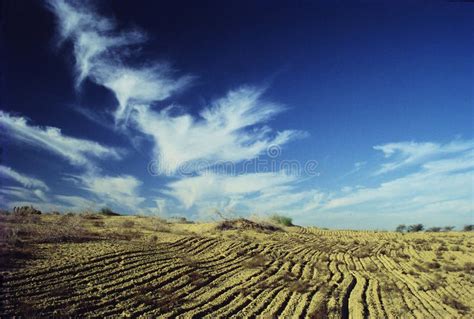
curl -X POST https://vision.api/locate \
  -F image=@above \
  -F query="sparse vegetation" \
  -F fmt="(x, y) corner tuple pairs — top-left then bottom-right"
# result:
(407, 224), (424, 232)
(395, 224), (407, 232)
(269, 214), (294, 226)
(0, 210), (473, 317)
(216, 218), (281, 232)
(99, 207), (121, 216)
(121, 220), (135, 228)
(464, 224), (474, 232)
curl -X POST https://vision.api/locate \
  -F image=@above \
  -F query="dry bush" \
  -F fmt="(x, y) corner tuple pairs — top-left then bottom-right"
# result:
(425, 260), (441, 270)
(121, 220), (135, 228)
(366, 263), (378, 272)
(464, 262), (474, 274)
(92, 220), (105, 228)
(269, 214), (293, 226)
(216, 218), (281, 232)
(442, 295), (470, 313)
(151, 217), (171, 233)
(168, 216), (194, 224)
(242, 255), (269, 269)
(288, 279), (312, 293)
(99, 207), (121, 216)
(308, 302), (328, 319)
(105, 229), (142, 241)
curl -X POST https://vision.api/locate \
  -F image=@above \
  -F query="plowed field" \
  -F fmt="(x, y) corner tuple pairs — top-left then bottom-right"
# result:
(1, 216), (473, 318)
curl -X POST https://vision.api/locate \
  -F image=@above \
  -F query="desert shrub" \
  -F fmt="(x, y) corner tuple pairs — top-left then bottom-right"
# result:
(80, 212), (103, 220)
(12, 206), (41, 215)
(99, 207), (121, 216)
(395, 224), (406, 233)
(366, 263), (378, 272)
(169, 216), (193, 224)
(412, 263), (427, 273)
(243, 255), (268, 268)
(442, 295), (470, 312)
(426, 227), (441, 232)
(407, 224), (424, 232)
(425, 261), (441, 269)
(464, 262), (474, 273)
(442, 226), (455, 232)
(463, 224), (474, 232)
(92, 220), (105, 227)
(443, 264), (460, 272)
(288, 279), (312, 293)
(106, 229), (142, 241)
(269, 214), (293, 226)
(216, 218), (281, 232)
(121, 220), (135, 228)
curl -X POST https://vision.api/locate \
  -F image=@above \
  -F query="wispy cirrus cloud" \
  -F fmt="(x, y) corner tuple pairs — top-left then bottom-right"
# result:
(162, 138), (473, 229)
(0, 110), (122, 167)
(0, 165), (49, 190)
(68, 173), (145, 211)
(47, 0), (192, 123)
(164, 171), (299, 209)
(0, 186), (49, 203)
(48, 1), (303, 174)
(135, 86), (304, 174)
(304, 139), (474, 228)
(373, 139), (474, 175)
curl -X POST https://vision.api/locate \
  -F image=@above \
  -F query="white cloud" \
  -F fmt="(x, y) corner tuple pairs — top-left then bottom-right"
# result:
(48, 1), (303, 173)
(134, 86), (304, 174)
(162, 138), (473, 229)
(47, 0), (192, 123)
(373, 139), (474, 174)
(309, 141), (474, 228)
(0, 165), (49, 190)
(55, 194), (102, 210)
(0, 111), (122, 167)
(165, 171), (299, 209)
(70, 173), (145, 211)
(0, 186), (50, 204)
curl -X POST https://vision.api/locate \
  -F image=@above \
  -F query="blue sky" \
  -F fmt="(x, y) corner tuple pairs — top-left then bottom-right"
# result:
(1, 0), (473, 229)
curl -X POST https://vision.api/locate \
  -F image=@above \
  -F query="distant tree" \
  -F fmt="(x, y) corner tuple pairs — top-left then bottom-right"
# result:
(407, 224), (424, 232)
(426, 227), (442, 232)
(395, 224), (407, 233)
(442, 226), (455, 232)
(463, 225), (474, 232)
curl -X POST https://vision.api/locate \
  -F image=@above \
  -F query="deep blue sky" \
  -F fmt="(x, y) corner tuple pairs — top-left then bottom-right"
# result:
(1, 1), (473, 229)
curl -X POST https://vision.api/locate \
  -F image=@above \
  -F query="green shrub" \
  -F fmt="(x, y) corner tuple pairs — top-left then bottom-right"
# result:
(395, 224), (407, 232)
(269, 214), (293, 226)
(442, 226), (455, 232)
(463, 224), (474, 232)
(407, 224), (424, 232)
(121, 220), (135, 228)
(99, 207), (121, 216)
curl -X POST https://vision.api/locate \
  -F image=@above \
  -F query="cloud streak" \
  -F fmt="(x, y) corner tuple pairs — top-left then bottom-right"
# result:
(373, 139), (474, 174)
(0, 165), (49, 190)
(165, 171), (299, 209)
(134, 86), (303, 174)
(0, 110), (122, 167)
(47, 0), (192, 123)
(68, 173), (145, 211)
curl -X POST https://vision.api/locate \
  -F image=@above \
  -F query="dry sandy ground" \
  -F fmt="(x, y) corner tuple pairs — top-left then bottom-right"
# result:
(1, 213), (473, 318)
